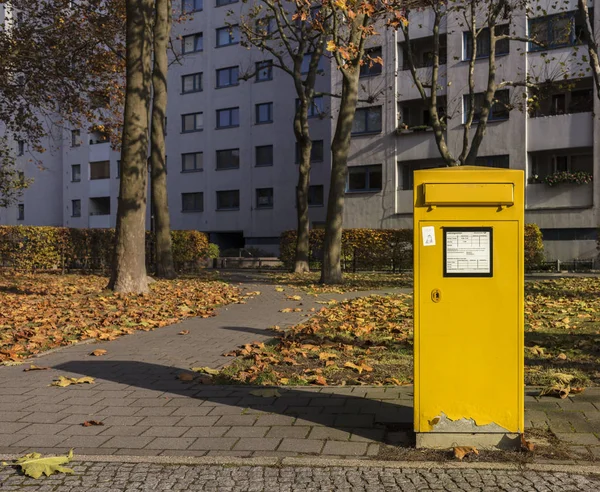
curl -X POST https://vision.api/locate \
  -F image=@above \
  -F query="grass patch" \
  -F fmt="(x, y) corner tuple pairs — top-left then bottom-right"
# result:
(220, 277), (600, 387)
(267, 272), (412, 294)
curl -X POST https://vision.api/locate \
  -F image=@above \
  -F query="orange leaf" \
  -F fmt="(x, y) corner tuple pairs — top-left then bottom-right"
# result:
(178, 330), (190, 335)
(453, 446), (479, 460)
(177, 372), (194, 382)
(520, 434), (534, 452)
(82, 420), (104, 427)
(90, 349), (107, 356)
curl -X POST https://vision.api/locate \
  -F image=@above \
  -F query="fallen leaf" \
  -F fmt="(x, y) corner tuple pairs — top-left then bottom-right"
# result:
(520, 434), (534, 452)
(279, 308), (293, 313)
(344, 361), (373, 374)
(275, 287), (284, 292)
(178, 330), (190, 335)
(222, 351), (237, 357)
(23, 365), (50, 372)
(51, 376), (94, 387)
(177, 373), (194, 382)
(81, 420), (104, 427)
(250, 389), (281, 398)
(570, 387), (586, 394)
(90, 349), (107, 357)
(318, 352), (338, 361)
(8, 449), (74, 479)
(287, 295), (302, 301)
(191, 366), (220, 376)
(453, 446), (479, 460)
(556, 353), (567, 360)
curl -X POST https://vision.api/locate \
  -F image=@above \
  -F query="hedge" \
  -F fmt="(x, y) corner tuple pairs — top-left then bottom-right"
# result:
(0, 225), (209, 272)
(280, 225), (545, 272)
(280, 228), (413, 272)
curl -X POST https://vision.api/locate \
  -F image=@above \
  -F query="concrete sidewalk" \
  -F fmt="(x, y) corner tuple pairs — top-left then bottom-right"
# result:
(0, 282), (598, 463)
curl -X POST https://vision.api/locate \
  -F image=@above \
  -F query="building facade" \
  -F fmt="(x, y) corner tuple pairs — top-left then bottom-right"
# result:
(1, 0), (599, 260)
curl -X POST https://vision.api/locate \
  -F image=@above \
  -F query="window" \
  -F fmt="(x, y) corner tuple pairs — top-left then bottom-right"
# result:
(296, 140), (324, 163)
(256, 188), (274, 208)
(530, 149), (593, 180)
(297, 96), (324, 118)
(464, 89), (510, 123)
(464, 25), (509, 60)
(216, 0), (237, 6)
(475, 155), (510, 168)
(347, 165), (382, 192)
(352, 106), (382, 134)
(528, 10), (590, 51)
(216, 25), (239, 47)
(256, 102), (273, 124)
(301, 53), (325, 74)
(256, 61), (273, 82)
(71, 164), (81, 182)
(17, 140), (25, 156)
(182, 112), (203, 132)
(360, 47), (383, 77)
(89, 197), (110, 216)
(256, 145), (273, 167)
(182, 152), (203, 172)
(17, 171), (24, 184)
(255, 16), (275, 35)
(90, 160), (110, 180)
(182, 192), (203, 212)
(17, 204), (24, 221)
(399, 159), (444, 190)
(217, 190), (240, 210)
(183, 0), (203, 13)
(399, 98), (447, 128)
(216, 149), (240, 170)
(182, 33), (203, 53)
(216, 107), (240, 128)
(72, 199), (81, 217)
(71, 129), (80, 147)
(216, 66), (239, 88)
(308, 185), (324, 206)
(530, 79), (594, 117)
(182, 72), (202, 93)
(401, 35), (447, 70)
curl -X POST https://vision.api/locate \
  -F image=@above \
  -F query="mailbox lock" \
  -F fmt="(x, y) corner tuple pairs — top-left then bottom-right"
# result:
(431, 289), (441, 303)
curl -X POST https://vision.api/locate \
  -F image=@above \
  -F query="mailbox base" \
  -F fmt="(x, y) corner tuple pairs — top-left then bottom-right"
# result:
(416, 432), (521, 450)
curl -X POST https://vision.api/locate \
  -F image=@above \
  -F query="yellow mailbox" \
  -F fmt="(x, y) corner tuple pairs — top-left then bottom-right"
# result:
(413, 166), (524, 449)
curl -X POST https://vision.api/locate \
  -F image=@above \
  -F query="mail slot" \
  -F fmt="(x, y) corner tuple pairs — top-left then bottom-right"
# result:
(413, 166), (525, 449)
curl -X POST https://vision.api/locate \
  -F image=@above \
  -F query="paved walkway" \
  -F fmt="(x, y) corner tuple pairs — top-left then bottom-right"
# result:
(0, 281), (598, 464)
(0, 461), (599, 491)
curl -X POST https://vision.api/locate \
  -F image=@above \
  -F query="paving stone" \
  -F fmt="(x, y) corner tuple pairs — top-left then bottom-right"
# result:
(278, 438), (324, 454)
(58, 435), (112, 448)
(187, 438), (238, 451)
(308, 427), (352, 441)
(144, 437), (195, 450)
(254, 415), (295, 426)
(170, 407), (212, 416)
(19, 423), (69, 435)
(214, 415), (257, 426)
(333, 414), (374, 428)
(224, 427), (268, 438)
(101, 436), (155, 449)
(137, 416), (183, 427)
(555, 433), (600, 445)
(180, 427), (230, 438)
(98, 416), (144, 426)
(13, 435), (67, 448)
(265, 426), (311, 439)
(232, 438), (281, 451)
(174, 416), (220, 427)
(322, 440), (368, 456)
(18, 413), (67, 424)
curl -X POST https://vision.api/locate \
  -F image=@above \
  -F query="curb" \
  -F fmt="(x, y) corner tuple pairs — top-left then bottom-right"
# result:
(1, 454), (598, 475)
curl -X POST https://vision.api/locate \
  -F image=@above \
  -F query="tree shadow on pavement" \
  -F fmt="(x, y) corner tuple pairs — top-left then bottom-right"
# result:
(55, 359), (413, 446)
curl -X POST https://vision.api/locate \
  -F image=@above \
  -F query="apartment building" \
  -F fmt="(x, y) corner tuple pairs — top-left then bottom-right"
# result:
(1, 1), (598, 260)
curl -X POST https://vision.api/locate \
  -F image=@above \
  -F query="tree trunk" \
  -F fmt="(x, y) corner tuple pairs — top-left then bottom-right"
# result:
(150, 0), (175, 279)
(108, 0), (153, 293)
(320, 72), (360, 284)
(578, 0), (600, 101)
(294, 136), (311, 273)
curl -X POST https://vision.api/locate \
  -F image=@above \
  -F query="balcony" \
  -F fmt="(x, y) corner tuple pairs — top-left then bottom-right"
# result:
(89, 214), (111, 229)
(89, 178), (110, 197)
(527, 112), (593, 152)
(526, 182), (593, 210)
(89, 141), (111, 162)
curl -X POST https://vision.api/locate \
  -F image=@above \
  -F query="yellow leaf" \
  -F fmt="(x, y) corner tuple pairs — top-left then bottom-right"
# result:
(287, 295), (302, 301)
(178, 330), (190, 335)
(556, 353), (567, 360)
(51, 376), (94, 387)
(9, 449), (74, 479)
(280, 308), (293, 313)
(23, 365), (50, 372)
(191, 366), (220, 376)
(326, 40), (336, 52)
(275, 287), (284, 292)
(318, 352), (338, 361)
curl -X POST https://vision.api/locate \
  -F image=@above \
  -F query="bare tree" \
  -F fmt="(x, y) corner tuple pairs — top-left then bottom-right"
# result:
(108, 0), (154, 293)
(235, 1), (327, 273)
(578, 0), (600, 100)
(150, 0), (175, 278)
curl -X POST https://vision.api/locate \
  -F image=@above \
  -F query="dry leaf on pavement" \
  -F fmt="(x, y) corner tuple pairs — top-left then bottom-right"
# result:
(453, 446), (479, 460)
(23, 365), (50, 372)
(178, 330), (190, 335)
(191, 366), (220, 376)
(81, 420), (104, 427)
(6, 449), (74, 479)
(177, 373), (194, 382)
(90, 349), (107, 356)
(50, 376), (94, 387)
(520, 434), (534, 452)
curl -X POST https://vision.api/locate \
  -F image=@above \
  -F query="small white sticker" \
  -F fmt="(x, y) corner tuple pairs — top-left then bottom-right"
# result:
(422, 226), (436, 247)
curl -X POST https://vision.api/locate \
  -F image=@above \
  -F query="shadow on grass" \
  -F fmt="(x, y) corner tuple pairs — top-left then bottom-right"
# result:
(55, 359), (414, 446)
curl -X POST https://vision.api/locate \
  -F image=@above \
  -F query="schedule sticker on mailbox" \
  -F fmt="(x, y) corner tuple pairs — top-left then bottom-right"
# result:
(443, 227), (493, 277)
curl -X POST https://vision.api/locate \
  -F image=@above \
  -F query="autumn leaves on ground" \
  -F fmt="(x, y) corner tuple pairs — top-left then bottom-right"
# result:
(0, 271), (598, 394)
(0, 272), (248, 362)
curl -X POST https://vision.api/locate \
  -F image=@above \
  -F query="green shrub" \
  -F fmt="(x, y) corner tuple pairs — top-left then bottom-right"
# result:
(525, 223), (545, 271)
(208, 243), (220, 259)
(0, 225), (209, 273)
